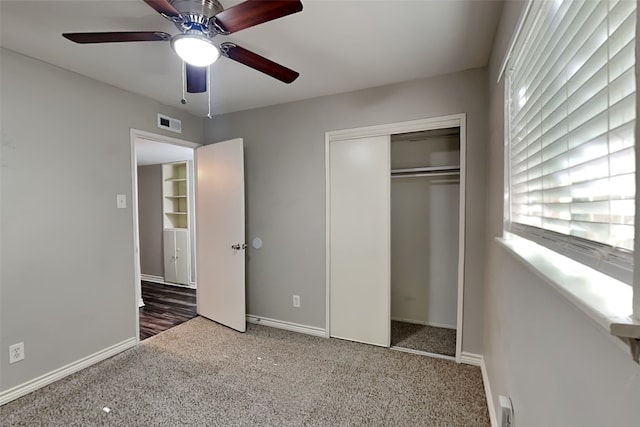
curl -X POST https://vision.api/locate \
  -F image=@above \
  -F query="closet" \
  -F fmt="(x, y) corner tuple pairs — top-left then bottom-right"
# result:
(328, 116), (464, 358)
(389, 128), (460, 356)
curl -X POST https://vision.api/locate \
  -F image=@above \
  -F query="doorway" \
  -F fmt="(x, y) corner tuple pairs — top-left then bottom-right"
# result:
(325, 114), (466, 362)
(130, 129), (200, 342)
(389, 127), (460, 358)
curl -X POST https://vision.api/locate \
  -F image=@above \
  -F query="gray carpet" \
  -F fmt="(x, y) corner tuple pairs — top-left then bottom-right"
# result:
(1, 317), (489, 426)
(391, 321), (457, 356)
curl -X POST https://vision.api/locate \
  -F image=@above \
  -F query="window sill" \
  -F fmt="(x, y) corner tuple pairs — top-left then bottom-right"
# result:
(496, 234), (640, 363)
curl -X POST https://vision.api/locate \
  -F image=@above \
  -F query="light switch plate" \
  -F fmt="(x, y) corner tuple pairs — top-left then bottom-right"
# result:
(117, 194), (127, 209)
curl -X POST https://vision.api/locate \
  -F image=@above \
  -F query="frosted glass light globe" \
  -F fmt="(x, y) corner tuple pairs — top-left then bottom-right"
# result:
(171, 34), (219, 67)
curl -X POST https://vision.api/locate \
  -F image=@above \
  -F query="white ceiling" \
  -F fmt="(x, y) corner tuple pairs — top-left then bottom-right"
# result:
(135, 139), (194, 165)
(0, 0), (504, 117)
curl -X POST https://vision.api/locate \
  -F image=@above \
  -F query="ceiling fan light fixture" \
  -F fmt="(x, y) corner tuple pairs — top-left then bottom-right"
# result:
(171, 34), (219, 67)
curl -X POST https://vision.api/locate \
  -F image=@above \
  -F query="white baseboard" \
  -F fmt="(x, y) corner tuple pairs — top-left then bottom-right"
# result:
(390, 317), (456, 330)
(460, 351), (482, 366)
(460, 352), (497, 427)
(246, 315), (326, 337)
(0, 337), (136, 406)
(140, 274), (196, 289)
(480, 357), (497, 427)
(140, 274), (164, 284)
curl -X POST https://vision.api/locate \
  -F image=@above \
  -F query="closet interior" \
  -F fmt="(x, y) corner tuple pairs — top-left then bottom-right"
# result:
(390, 127), (460, 357)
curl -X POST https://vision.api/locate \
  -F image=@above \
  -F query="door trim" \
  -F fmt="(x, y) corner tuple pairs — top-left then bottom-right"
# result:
(324, 113), (467, 362)
(129, 129), (200, 344)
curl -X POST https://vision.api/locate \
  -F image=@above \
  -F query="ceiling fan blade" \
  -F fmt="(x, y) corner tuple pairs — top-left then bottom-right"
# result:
(186, 64), (207, 93)
(62, 32), (171, 44)
(221, 43), (299, 83)
(143, 0), (181, 19)
(214, 0), (303, 34)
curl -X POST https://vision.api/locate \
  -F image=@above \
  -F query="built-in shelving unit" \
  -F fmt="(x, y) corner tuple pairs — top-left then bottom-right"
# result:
(162, 162), (188, 229)
(162, 161), (191, 285)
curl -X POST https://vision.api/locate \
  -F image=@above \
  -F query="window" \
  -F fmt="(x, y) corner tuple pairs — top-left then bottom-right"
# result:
(506, 0), (636, 285)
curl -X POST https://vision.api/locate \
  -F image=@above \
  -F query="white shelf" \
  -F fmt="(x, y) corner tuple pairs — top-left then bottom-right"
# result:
(162, 162), (189, 229)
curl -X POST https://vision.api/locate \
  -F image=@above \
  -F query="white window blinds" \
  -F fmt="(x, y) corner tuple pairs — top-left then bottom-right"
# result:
(507, 0), (636, 284)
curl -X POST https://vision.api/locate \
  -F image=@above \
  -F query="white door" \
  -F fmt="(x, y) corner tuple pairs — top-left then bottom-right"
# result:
(163, 229), (190, 286)
(195, 138), (246, 332)
(163, 230), (177, 284)
(174, 229), (190, 285)
(329, 135), (390, 347)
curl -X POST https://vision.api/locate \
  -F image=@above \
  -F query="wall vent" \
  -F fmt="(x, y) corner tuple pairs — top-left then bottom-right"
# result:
(157, 114), (182, 134)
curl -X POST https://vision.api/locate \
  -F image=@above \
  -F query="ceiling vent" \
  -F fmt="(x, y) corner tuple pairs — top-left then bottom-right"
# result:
(157, 113), (182, 134)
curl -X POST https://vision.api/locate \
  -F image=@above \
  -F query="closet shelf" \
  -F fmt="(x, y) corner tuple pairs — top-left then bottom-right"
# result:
(165, 178), (187, 182)
(164, 195), (188, 198)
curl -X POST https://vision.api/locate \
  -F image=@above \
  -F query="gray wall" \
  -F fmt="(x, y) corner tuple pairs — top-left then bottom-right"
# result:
(137, 165), (163, 278)
(206, 67), (488, 354)
(0, 48), (203, 392)
(483, 2), (640, 426)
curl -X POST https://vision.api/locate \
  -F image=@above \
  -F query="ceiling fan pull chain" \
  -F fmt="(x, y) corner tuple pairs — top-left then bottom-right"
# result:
(181, 60), (187, 104)
(207, 65), (212, 119)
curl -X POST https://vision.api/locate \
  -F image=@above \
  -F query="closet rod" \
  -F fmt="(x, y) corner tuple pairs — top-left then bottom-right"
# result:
(391, 165), (460, 174)
(391, 171), (460, 179)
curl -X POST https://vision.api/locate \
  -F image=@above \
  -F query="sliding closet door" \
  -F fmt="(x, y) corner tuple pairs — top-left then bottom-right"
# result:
(329, 135), (390, 347)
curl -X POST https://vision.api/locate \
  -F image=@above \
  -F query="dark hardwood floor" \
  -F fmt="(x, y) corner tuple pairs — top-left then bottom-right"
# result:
(139, 281), (197, 341)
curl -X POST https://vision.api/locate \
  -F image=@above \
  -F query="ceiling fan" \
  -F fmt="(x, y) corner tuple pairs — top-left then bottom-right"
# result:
(62, 0), (303, 96)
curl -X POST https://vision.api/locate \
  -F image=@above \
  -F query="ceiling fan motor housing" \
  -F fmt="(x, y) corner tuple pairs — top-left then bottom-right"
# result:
(169, 0), (224, 36)
(170, 0), (223, 18)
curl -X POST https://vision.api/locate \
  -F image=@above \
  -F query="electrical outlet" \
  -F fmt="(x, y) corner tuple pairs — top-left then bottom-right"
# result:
(499, 395), (514, 427)
(9, 342), (24, 364)
(292, 295), (301, 308)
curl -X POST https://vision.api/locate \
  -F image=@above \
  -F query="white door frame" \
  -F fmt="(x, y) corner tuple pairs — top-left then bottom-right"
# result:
(325, 114), (467, 363)
(129, 129), (201, 344)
